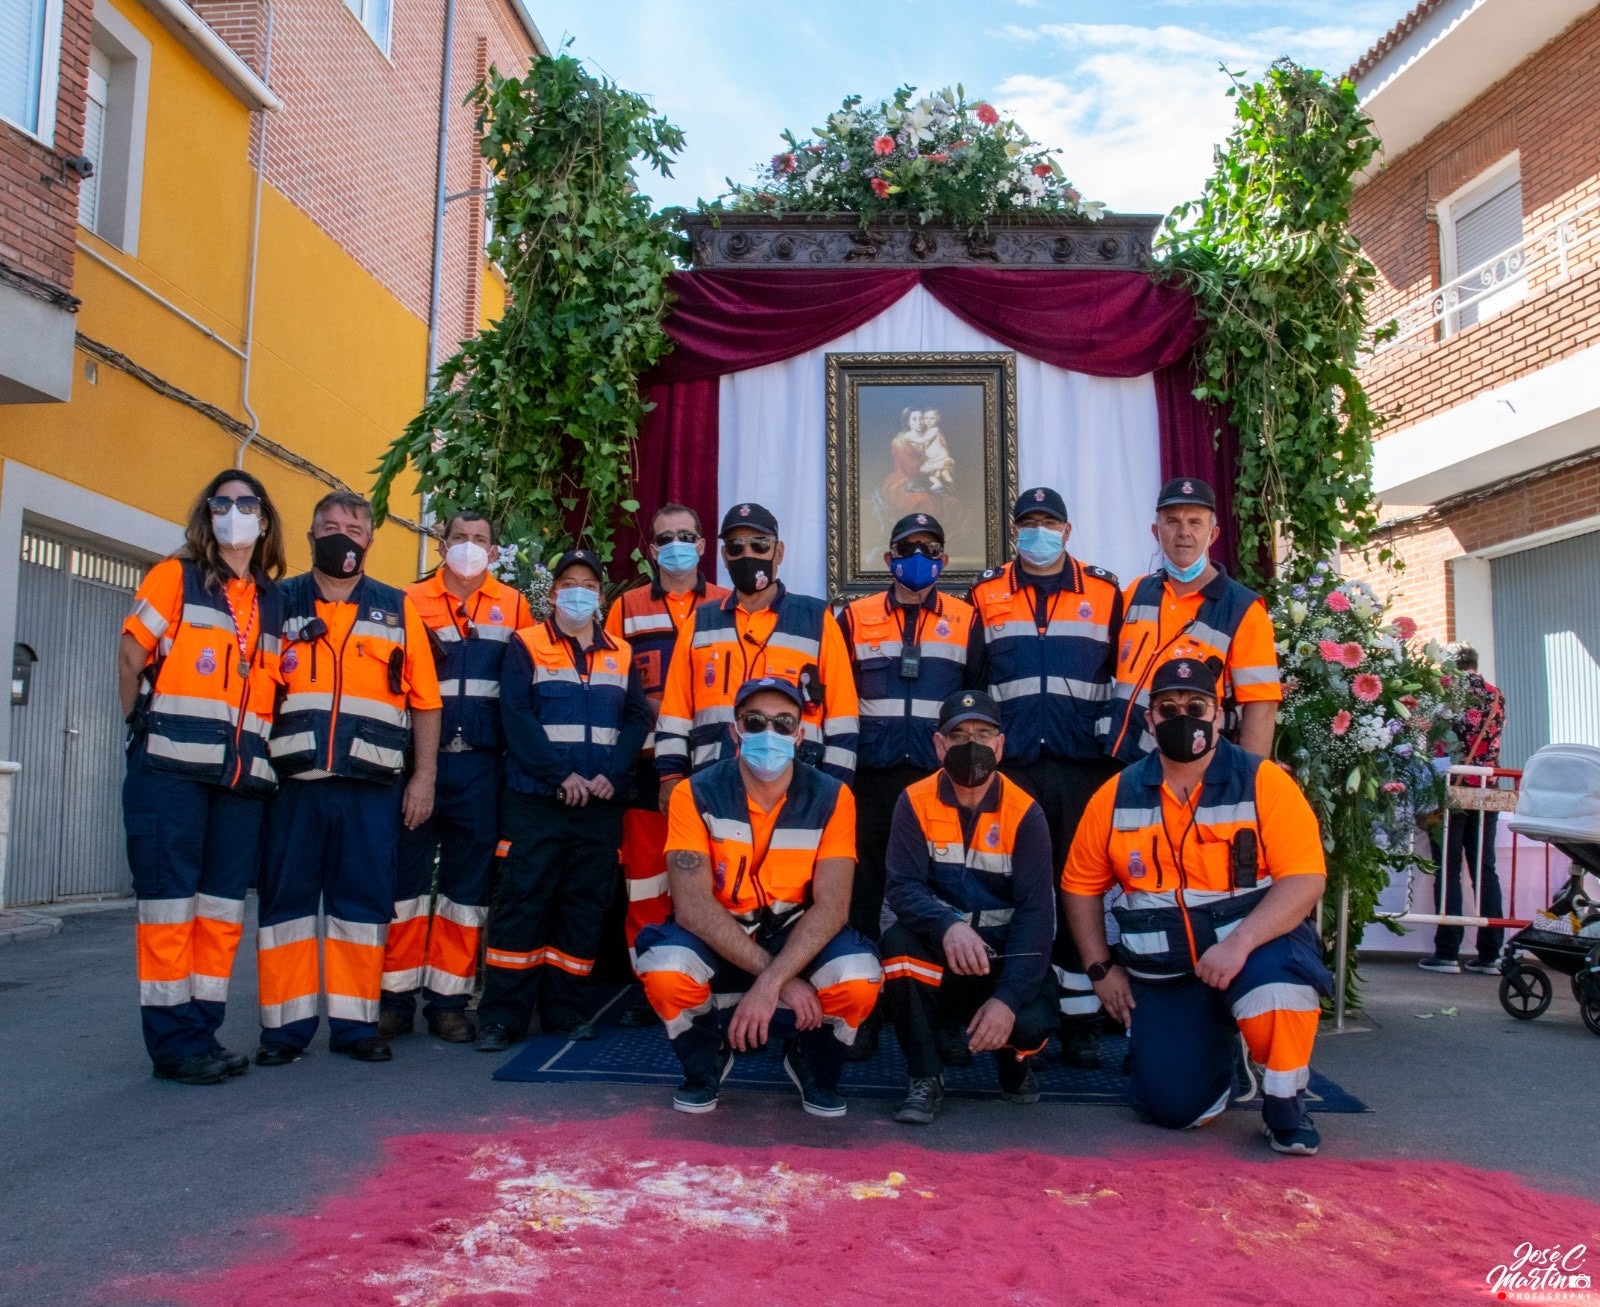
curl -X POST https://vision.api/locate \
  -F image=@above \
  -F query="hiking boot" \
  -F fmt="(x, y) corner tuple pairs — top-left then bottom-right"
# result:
(426, 1010), (476, 1043)
(672, 1046), (733, 1115)
(894, 1076), (944, 1125)
(1061, 1020), (1102, 1070)
(782, 1043), (847, 1118)
(1264, 1120), (1321, 1156)
(997, 1051), (1041, 1104)
(377, 1007), (414, 1039)
(475, 1024), (514, 1053)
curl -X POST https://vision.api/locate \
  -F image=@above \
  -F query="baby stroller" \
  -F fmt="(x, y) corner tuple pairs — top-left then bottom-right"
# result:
(1498, 744), (1600, 1036)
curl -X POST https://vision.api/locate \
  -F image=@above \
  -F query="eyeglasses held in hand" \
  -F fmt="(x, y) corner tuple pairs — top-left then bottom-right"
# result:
(652, 530), (701, 546)
(738, 710), (799, 736)
(208, 495), (262, 516)
(723, 536), (775, 558)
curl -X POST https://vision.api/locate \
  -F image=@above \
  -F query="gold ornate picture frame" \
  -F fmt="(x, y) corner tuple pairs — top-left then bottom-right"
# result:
(825, 351), (1018, 600)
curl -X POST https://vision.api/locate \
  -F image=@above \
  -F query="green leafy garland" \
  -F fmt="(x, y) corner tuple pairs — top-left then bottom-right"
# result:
(1158, 60), (1393, 588)
(371, 55), (684, 565)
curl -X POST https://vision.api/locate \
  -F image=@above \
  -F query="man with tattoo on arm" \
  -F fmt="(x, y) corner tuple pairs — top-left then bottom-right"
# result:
(634, 677), (883, 1116)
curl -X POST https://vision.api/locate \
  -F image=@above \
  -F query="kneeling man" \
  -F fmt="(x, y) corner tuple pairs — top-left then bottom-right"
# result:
(881, 690), (1058, 1124)
(1062, 654), (1331, 1155)
(636, 677), (882, 1117)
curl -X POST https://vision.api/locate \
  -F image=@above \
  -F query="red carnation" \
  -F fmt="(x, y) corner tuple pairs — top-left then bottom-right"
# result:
(870, 177), (891, 198)
(975, 102), (999, 125)
(873, 135), (895, 156)
(1032, 163), (1052, 177)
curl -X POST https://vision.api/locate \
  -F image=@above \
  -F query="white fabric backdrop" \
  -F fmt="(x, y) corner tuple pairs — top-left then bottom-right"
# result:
(715, 284), (1164, 597)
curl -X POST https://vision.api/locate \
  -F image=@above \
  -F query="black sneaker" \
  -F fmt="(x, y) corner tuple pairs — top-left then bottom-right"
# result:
(1417, 956), (1461, 974)
(1463, 958), (1501, 976)
(894, 1076), (944, 1125)
(1264, 1120), (1321, 1156)
(475, 1024), (515, 1053)
(782, 1044), (847, 1118)
(997, 1052), (1041, 1104)
(672, 1046), (733, 1114)
(335, 1036), (393, 1062)
(1061, 1020), (1102, 1070)
(153, 1054), (230, 1085)
(254, 1043), (304, 1067)
(210, 1045), (250, 1076)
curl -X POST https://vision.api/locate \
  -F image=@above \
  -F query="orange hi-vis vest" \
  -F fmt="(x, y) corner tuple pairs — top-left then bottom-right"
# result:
(903, 770), (1035, 936)
(270, 574), (414, 781)
(406, 571), (529, 752)
(689, 757), (844, 933)
(612, 575), (730, 706)
(1102, 740), (1274, 979)
(137, 559), (283, 795)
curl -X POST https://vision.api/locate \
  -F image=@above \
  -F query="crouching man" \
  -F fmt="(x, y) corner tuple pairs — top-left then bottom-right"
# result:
(1062, 653), (1331, 1156)
(881, 691), (1059, 1124)
(635, 677), (882, 1117)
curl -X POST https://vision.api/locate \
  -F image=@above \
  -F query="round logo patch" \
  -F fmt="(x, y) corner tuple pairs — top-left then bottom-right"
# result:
(1191, 728), (1207, 755)
(490, 607), (503, 623)
(935, 620), (951, 638)
(704, 657), (716, 687)
(281, 649), (299, 675)
(605, 657), (618, 672)
(1128, 850), (1147, 880)
(1120, 639), (1132, 663)
(1077, 601), (1093, 621)
(196, 647), (217, 676)
(370, 608), (385, 622)
(714, 861), (727, 893)
(1033, 489), (1045, 502)
(985, 823), (1000, 848)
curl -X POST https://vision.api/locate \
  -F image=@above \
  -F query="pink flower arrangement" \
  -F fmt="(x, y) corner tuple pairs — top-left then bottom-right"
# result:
(870, 177), (891, 198)
(1340, 641), (1364, 669)
(975, 103), (999, 125)
(1392, 615), (1418, 641)
(1352, 673), (1383, 702)
(771, 153), (796, 174)
(873, 135), (895, 156)
(1326, 590), (1352, 613)
(1318, 640), (1343, 663)
(1331, 710), (1352, 736)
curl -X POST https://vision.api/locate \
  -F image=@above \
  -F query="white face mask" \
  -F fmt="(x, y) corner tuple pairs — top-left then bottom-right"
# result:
(213, 508), (261, 549)
(444, 541), (490, 579)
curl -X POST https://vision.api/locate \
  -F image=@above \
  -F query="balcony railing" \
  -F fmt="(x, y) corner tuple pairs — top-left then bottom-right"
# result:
(1372, 197), (1600, 355)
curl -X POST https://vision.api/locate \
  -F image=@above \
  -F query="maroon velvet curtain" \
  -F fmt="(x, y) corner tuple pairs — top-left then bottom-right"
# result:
(622, 267), (1239, 573)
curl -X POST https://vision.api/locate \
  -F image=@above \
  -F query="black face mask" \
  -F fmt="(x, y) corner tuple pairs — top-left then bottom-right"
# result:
(726, 554), (775, 596)
(943, 740), (998, 788)
(1154, 712), (1215, 763)
(313, 532), (367, 579)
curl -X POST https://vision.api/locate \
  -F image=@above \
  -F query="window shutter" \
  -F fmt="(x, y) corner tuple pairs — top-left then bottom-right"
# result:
(1452, 176), (1523, 328)
(79, 51), (110, 233)
(0, 0), (48, 133)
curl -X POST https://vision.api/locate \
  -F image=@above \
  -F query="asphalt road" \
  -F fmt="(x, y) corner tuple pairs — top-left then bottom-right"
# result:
(2, 904), (1596, 1305)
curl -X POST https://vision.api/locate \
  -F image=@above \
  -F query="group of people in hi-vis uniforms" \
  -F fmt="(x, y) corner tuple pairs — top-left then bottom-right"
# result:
(120, 466), (1332, 1157)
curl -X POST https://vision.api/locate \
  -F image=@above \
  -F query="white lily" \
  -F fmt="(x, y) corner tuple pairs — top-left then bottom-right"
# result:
(1080, 200), (1108, 221)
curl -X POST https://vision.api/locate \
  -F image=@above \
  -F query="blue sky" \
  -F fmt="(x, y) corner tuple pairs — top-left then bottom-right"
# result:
(531, 0), (1402, 216)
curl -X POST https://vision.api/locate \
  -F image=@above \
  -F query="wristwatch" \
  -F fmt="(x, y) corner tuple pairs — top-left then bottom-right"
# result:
(1085, 959), (1115, 983)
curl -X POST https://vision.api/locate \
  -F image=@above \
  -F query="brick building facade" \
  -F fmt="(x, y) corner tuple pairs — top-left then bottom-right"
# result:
(1345, 0), (1600, 765)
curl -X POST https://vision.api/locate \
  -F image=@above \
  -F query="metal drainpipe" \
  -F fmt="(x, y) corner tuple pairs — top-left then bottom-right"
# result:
(235, 0), (275, 469)
(419, 0), (457, 576)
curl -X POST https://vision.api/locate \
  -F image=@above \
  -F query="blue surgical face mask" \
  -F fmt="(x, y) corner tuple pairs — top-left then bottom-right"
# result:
(739, 727), (796, 781)
(1016, 525), (1066, 568)
(1162, 552), (1208, 584)
(553, 586), (600, 622)
(890, 551), (943, 592)
(655, 541), (699, 576)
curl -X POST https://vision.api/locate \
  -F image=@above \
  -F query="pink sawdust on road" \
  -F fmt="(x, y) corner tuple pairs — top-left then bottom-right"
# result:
(122, 1113), (1600, 1307)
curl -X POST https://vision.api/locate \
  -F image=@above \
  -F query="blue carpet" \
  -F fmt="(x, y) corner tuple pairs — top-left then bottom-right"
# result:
(491, 988), (1370, 1112)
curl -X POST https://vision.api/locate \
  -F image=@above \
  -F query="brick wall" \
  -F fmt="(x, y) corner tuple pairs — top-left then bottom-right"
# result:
(0, 0), (93, 296)
(1353, 3), (1600, 435)
(187, 0), (533, 343)
(1344, 452), (1600, 641)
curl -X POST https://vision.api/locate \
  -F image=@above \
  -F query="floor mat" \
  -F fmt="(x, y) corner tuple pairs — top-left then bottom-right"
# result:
(491, 989), (1369, 1112)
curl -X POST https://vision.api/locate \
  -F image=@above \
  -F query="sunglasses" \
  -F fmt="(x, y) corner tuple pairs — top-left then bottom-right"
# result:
(653, 530), (701, 546)
(738, 710), (799, 736)
(892, 540), (942, 559)
(723, 536), (775, 558)
(1153, 700), (1212, 721)
(209, 495), (262, 516)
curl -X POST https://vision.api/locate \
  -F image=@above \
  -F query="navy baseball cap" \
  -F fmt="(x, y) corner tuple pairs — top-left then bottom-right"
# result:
(937, 689), (1003, 733)
(719, 502), (780, 538)
(733, 676), (806, 712)
(1156, 477), (1217, 511)
(1013, 487), (1069, 523)
(551, 548), (603, 581)
(889, 512), (945, 546)
(1149, 653), (1223, 699)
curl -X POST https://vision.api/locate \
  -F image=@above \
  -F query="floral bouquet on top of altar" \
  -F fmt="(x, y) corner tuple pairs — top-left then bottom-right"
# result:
(708, 85), (1106, 229)
(1270, 562), (1470, 1002)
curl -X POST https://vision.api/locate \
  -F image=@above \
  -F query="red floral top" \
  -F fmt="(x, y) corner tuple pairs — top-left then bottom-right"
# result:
(1451, 671), (1505, 785)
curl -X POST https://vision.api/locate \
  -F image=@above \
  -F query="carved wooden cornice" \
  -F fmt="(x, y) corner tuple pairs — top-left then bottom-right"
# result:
(680, 212), (1163, 270)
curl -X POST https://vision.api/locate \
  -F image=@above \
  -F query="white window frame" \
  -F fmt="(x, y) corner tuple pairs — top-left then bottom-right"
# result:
(78, 0), (152, 254)
(1437, 152), (1525, 337)
(342, 0), (392, 57)
(1, 0), (65, 145)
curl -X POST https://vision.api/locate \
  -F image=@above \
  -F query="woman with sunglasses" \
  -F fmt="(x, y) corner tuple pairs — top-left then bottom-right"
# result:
(118, 468), (286, 1085)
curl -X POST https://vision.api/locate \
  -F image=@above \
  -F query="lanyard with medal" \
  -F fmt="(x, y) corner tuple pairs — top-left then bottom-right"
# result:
(221, 582), (258, 679)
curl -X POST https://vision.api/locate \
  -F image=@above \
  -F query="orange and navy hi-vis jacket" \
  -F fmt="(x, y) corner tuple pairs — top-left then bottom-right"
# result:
(842, 588), (976, 771)
(406, 571), (531, 752)
(1063, 739), (1326, 980)
(967, 559), (1121, 765)
(688, 756), (845, 932)
(1106, 567), (1280, 763)
(654, 583), (859, 784)
(901, 771), (1036, 938)
(126, 558), (283, 795)
(270, 574), (418, 781)
(606, 573), (730, 807)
